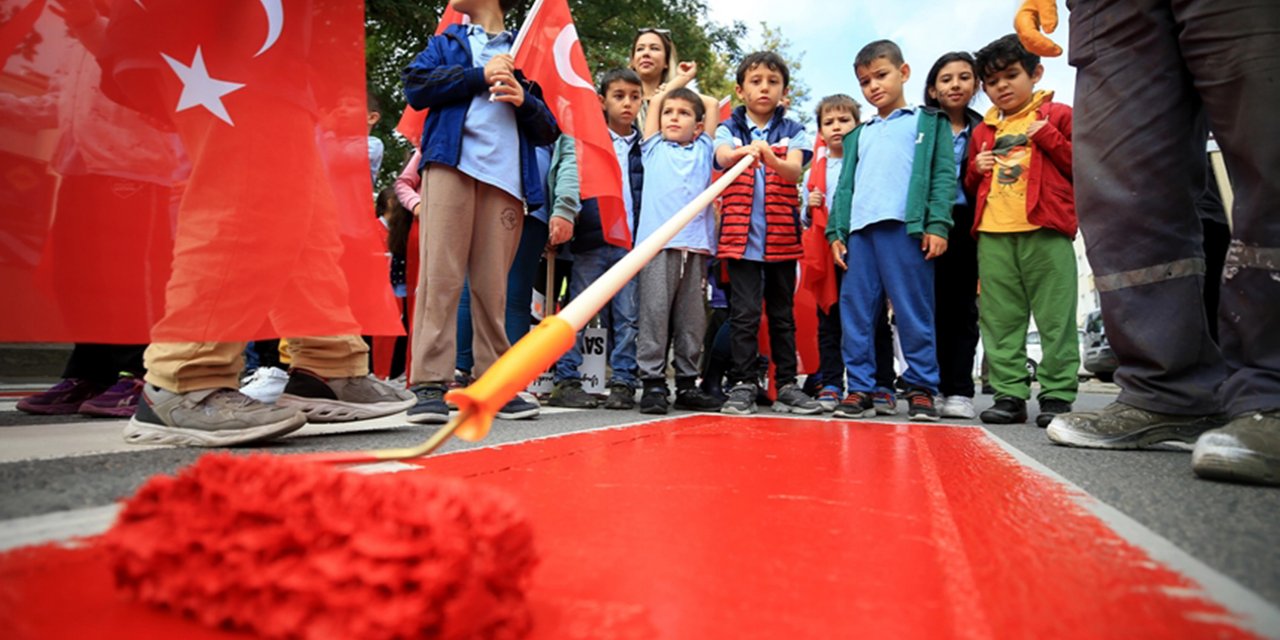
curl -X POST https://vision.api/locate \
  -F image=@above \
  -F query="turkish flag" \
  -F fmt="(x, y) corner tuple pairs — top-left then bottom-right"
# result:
(0, 0), (401, 343)
(393, 5), (466, 148)
(512, 0), (630, 248)
(799, 136), (839, 312)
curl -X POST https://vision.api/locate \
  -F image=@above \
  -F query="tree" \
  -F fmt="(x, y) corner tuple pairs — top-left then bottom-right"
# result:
(756, 22), (811, 126)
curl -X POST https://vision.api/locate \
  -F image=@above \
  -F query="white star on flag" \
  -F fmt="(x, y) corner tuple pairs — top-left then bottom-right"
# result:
(161, 47), (245, 126)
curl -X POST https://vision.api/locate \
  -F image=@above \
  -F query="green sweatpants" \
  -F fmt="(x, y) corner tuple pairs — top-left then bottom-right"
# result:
(978, 230), (1080, 403)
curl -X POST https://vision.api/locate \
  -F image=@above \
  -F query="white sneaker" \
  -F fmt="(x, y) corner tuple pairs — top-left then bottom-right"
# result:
(239, 366), (289, 404)
(940, 395), (977, 419)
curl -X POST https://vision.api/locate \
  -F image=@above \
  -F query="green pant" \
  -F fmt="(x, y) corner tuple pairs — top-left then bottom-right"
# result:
(978, 230), (1079, 403)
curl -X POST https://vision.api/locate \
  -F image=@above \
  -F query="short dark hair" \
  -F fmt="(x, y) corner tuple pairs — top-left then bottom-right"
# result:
(975, 34), (1040, 80)
(815, 94), (860, 124)
(923, 52), (978, 108)
(854, 40), (904, 69)
(499, 0), (519, 13)
(664, 87), (706, 121)
(366, 87), (382, 114)
(736, 51), (790, 88)
(598, 68), (643, 96)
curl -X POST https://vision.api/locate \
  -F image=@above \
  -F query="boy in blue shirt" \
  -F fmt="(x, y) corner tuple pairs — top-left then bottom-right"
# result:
(548, 69), (646, 411)
(635, 86), (723, 414)
(714, 52), (822, 416)
(401, 0), (559, 424)
(826, 40), (956, 421)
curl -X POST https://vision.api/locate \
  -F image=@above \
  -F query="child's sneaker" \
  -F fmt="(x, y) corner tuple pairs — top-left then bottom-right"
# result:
(980, 397), (1028, 424)
(905, 389), (940, 422)
(276, 369), (416, 422)
(720, 383), (758, 415)
(1036, 398), (1073, 428)
(17, 378), (105, 415)
(872, 388), (898, 416)
(497, 394), (540, 420)
(79, 375), (144, 418)
(123, 384), (306, 447)
(406, 384), (450, 424)
(673, 386), (723, 411)
(639, 384), (669, 415)
(549, 379), (599, 408)
(239, 366), (289, 404)
(833, 391), (876, 419)
(773, 383), (823, 415)
(939, 395), (977, 419)
(816, 386), (842, 412)
(604, 383), (636, 410)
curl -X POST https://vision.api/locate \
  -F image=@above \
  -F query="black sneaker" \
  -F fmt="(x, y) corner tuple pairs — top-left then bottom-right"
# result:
(1036, 398), (1073, 428)
(832, 391), (875, 419)
(773, 383), (823, 415)
(1047, 401), (1225, 449)
(980, 397), (1028, 424)
(720, 383), (757, 415)
(674, 386), (724, 411)
(905, 389), (939, 422)
(639, 385), (669, 415)
(406, 384), (450, 424)
(497, 394), (540, 420)
(603, 383), (636, 410)
(549, 379), (599, 409)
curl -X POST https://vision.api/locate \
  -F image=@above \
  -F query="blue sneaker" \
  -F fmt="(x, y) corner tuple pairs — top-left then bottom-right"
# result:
(872, 388), (898, 416)
(406, 384), (450, 424)
(497, 393), (540, 420)
(816, 386), (841, 412)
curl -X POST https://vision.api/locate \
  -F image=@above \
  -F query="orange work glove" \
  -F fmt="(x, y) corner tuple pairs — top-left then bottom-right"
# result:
(1015, 0), (1063, 57)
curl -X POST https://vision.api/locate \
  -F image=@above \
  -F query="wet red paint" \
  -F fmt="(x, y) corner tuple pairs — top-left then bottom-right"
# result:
(0, 416), (1262, 639)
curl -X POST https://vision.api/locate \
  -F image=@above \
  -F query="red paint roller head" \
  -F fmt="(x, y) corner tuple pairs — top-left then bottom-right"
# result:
(104, 454), (537, 639)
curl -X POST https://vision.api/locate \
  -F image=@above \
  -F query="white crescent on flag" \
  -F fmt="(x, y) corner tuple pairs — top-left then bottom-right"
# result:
(255, 0), (283, 57)
(553, 25), (593, 91)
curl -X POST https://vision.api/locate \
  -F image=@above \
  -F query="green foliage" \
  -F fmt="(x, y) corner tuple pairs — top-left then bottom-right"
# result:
(755, 22), (811, 126)
(364, 0), (744, 190)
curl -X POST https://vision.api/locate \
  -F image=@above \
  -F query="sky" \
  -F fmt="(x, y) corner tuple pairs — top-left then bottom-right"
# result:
(704, 0), (1075, 123)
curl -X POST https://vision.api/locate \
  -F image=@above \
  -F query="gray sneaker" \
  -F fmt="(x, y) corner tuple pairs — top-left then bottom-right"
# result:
(276, 369), (415, 422)
(774, 383), (823, 415)
(1046, 401), (1226, 449)
(721, 383), (758, 415)
(1192, 411), (1280, 486)
(124, 384), (306, 447)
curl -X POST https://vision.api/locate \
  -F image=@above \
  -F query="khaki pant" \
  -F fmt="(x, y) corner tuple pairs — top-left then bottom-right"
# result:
(145, 335), (368, 392)
(410, 165), (523, 385)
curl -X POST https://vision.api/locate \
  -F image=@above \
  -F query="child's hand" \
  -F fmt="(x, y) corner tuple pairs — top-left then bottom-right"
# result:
(750, 140), (775, 167)
(807, 191), (824, 209)
(831, 239), (848, 270)
(548, 217), (574, 246)
(921, 233), (948, 260)
(484, 54), (515, 84)
(975, 142), (995, 175)
(676, 61), (698, 84)
(732, 144), (760, 165)
(1027, 119), (1050, 139)
(489, 70), (524, 107)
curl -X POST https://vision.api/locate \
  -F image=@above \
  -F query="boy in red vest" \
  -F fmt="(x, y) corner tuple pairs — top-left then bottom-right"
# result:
(714, 52), (822, 415)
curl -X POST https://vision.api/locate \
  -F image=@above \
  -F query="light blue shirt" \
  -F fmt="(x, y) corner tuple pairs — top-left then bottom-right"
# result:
(637, 133), (716, 253)
(715, 121), (811, 261)
(368, 135), (384, 186)
(850, 106), (919, 233)
(611, 128), (638, 234)
(456, 27), (521, 200)
(952, 126), (970, 207)
(801, 155), (844, 226)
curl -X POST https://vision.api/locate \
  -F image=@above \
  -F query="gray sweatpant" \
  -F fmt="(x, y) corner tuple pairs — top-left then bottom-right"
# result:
(636, 249), (707, 385)
(1070, 0), (1280, 416)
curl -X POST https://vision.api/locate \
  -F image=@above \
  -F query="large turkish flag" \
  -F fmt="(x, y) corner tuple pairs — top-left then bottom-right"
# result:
(0, 0), (401, 343)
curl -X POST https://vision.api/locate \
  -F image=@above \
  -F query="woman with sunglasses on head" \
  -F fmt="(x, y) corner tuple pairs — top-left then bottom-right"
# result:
(630, 28), (719, 131)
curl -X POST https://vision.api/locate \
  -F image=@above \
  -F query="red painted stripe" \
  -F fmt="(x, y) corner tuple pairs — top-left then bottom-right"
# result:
(0, 417), (1261, 639)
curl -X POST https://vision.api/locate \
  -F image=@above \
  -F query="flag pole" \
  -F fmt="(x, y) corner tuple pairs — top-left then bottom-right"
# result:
(508, 0), (547, 58)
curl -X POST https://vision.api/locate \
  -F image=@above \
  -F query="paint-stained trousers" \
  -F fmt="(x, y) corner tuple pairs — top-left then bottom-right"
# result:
(1070, 0), (1280, 416)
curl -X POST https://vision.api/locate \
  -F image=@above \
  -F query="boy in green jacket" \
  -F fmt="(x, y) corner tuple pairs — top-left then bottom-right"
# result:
(826, 39), (956, 421)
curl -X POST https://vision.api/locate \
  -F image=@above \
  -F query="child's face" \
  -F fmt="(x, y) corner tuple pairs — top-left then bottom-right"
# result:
(982, 62), (1044, 114)
(928, 60), (977, 112)
(855, 57), (910, 113)
(632, 33), (668, 80)
(660, 97), (703, 144)
(818, 107), (858, 154)
(600, 81), (642, 130)
(735, 63), (787, 117)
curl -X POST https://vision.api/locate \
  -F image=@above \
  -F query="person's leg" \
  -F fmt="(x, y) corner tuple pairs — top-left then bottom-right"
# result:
(456, 280), (473, 376)
(505, 216), (549, 345)
(410, 166), (475, 386)
(145, 342), (245, 392)
(468, 183), (524, 378)
(934, 206), (980, 399)
(840, 230), (884, 394)
(1200, 217), (1230, 344)
(286, 335), (368, 378)
(725, 259), (765, 386)
(762, 260), (799, 388)
(875, 224), (939, 419)
(606, 245), (641, 391)
(550, 247), (605, 408)
(817, 298), (844, 395)
(63, 344), (133, 386)
(873, 300), (896, 390)
(977, 233), (1032, 403)
(636, 251), (679, 413)
(671, 252), (708, 384)
(1024, 231), (1080, 404)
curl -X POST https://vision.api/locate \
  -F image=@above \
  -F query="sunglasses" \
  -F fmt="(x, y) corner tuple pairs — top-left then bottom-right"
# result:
(636, 27), (672, 36)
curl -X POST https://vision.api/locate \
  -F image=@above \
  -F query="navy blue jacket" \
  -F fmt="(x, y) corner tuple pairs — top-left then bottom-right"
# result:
(573, 128), (644, 252)
(402, 24), (560, 210)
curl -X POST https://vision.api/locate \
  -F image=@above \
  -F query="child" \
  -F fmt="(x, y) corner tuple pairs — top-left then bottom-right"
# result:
(714, 51), (822, 416)
(401, 0), (559, 424)
(924, 52), (984, 419)
(549, 69), (646, 410)
(966, 34), (1077, 427)
(635, 85), (722, 414)
(826, 40), (956, 421)
(802, 95), (860, 411)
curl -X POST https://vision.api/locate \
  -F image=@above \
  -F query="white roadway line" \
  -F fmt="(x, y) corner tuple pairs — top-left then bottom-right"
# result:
(980, 429), (1280, 640)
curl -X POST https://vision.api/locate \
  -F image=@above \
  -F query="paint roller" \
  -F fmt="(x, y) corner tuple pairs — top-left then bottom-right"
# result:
(105, 156), (756, 639)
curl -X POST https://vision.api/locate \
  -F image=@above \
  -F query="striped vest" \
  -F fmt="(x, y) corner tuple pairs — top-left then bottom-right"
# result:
(717, 107), (805, 262)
